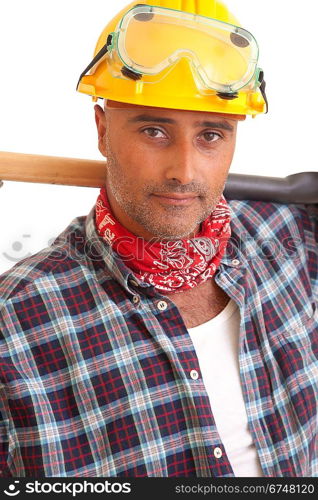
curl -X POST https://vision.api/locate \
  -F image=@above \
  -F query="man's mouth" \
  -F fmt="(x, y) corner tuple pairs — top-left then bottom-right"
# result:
(151, 193), (198, 206)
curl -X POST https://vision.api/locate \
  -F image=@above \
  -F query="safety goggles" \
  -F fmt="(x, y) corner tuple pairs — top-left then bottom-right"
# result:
(78, 4), (262, 98)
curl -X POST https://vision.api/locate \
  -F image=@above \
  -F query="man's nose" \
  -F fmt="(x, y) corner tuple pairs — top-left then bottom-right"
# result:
(164, 139), (198, 185)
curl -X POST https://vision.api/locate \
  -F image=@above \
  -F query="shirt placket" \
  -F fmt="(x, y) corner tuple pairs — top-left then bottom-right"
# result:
(140, 288), (235, 476)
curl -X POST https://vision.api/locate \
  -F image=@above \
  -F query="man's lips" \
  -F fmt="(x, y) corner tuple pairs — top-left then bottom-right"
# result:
(151, 193), (198, 205)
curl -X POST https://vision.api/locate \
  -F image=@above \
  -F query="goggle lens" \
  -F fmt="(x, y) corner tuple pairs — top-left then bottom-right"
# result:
(118, 6), (258, 92)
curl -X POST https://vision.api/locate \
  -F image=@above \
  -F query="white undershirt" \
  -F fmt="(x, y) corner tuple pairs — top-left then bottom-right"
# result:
(188, 299), (263, 477)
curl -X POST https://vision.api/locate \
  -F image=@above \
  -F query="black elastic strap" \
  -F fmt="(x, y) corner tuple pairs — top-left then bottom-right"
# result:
(76, 34), (113, 90)
(121, 66), (142, 81)
(258, 70), (269, 114)
(217, 91), (239, 100)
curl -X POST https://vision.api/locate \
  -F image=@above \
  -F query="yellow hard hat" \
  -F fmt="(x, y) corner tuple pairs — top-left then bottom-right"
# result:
(77, 0), (267, 116)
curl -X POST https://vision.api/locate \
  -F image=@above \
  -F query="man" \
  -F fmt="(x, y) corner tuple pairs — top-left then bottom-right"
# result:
(0, 0), (317, 478)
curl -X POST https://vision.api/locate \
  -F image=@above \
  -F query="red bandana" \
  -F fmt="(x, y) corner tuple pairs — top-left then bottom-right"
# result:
(95, 187), (231, 292)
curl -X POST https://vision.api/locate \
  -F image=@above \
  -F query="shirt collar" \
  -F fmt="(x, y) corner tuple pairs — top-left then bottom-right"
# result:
(220, 203), (247, 270)
(85, 205), (157, 297)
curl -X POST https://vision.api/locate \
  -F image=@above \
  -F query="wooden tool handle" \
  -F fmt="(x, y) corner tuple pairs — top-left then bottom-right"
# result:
(1, 151), (317, 204)
(0, 151), (106, 187)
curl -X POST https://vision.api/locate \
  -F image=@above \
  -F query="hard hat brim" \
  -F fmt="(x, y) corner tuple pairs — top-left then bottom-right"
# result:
(105, 99), (246, 120)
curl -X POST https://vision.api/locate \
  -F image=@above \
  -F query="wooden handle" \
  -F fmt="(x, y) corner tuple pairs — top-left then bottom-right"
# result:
(0, 151), (106, 187)
(1, 152), (318, 204)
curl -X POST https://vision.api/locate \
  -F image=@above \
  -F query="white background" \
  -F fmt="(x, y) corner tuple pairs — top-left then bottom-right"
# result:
(0, 0), (317, 274)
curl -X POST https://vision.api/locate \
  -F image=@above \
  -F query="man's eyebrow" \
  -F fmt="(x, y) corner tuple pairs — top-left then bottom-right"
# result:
(127, 115), (234, 132)
(127, 115), (176, 124)
(194, 121), (234, 132)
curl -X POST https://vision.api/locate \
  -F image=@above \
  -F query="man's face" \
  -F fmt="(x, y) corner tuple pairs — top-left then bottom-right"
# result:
(95, 103), (238, 241)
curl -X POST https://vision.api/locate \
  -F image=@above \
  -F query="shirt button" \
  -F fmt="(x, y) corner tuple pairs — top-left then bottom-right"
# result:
(231, 259), (240, 266)
(157, 301), (168, 311)
(132, 295), (140, 304)
(214, 447), (223, 459)
(190, 369), (199, 380)
(130, 279), (139, 287)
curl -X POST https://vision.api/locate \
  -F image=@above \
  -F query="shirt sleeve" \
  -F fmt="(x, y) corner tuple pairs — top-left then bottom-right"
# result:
(0, 379), (12, 477)
(299, 203), (318, 303)
(0, 297), (17, 478)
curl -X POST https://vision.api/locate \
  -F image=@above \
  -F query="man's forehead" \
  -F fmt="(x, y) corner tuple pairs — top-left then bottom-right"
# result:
(105, 99), (246, 122)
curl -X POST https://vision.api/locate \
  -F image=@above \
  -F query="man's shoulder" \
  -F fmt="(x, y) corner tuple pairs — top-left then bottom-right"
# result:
(0, 214), (99, 304)
(227, 198), (318, 238)
(227, 197), (318, 218)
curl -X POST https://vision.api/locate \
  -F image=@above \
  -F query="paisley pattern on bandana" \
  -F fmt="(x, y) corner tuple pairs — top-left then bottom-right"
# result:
(95, 187), (231, 292)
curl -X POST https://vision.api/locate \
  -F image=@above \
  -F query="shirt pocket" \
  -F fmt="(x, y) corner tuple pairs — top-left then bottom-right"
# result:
(277, 305), (318, 355)
(273, 309), (318, 428)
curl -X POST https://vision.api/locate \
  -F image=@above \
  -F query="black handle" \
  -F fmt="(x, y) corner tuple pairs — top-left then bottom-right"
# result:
(225, 171), (318, 204)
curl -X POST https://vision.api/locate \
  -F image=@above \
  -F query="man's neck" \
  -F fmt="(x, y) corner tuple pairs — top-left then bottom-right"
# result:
(162, 278), (230, 329)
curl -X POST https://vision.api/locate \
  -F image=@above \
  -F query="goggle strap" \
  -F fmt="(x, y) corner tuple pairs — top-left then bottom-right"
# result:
(76, 34), (113, 90)
(258, 70), (269, 114)
(217, 92), (239, 100)
(121, 66), (142, 81)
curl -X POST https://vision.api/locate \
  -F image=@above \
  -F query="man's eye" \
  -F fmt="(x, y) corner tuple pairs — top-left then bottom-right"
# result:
(143, 128), (165, 138)
(201, 131), (221, 143)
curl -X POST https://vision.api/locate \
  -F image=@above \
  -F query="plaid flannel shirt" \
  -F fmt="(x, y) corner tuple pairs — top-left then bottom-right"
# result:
(0, 199), (318, 477)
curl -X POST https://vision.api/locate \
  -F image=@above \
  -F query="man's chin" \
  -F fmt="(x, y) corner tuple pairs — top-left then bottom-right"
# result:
(144, 224), (201, 241)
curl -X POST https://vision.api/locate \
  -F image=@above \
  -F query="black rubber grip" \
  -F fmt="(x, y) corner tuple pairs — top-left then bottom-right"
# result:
(225, 171), (318, 204)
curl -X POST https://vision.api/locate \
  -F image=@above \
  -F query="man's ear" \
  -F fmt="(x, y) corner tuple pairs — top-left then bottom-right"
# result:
(94, 104), (107, 158)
